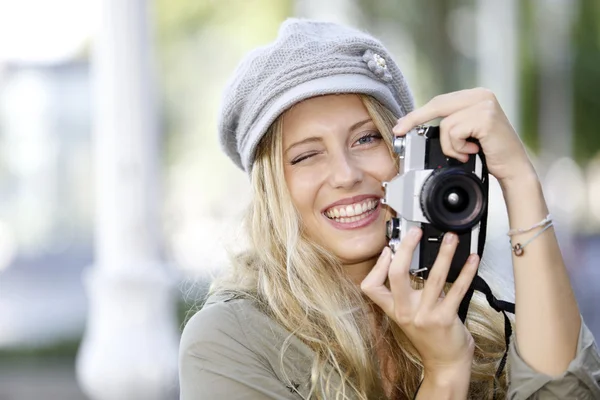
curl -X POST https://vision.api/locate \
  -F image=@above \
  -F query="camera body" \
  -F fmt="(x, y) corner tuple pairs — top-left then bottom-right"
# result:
(382, 126), (488, 283)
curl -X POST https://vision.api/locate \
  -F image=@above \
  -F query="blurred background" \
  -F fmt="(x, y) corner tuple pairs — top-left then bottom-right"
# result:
(0, 0), (598, 398)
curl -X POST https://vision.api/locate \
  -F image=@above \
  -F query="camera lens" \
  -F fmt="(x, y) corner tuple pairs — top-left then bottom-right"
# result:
(443, 187), (469, 213)
(420, 168), (487, 232)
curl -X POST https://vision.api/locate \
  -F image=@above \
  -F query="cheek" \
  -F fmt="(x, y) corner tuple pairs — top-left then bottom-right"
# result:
(285, 170), (323, 217)
(364, 150), (397, 181)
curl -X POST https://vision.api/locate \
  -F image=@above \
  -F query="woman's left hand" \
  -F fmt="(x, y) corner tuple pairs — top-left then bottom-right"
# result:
(393, 87), (535, 184)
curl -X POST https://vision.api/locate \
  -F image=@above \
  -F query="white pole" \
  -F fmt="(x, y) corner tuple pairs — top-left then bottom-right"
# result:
(76, 0), (179, 399)
(475, 0), (519, 132)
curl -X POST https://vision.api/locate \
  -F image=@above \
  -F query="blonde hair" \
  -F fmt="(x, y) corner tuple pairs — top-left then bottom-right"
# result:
(209, 94), (510, 399)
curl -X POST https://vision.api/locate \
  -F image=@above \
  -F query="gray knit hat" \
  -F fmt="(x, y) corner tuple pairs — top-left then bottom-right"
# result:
(218, 18), (415, 172)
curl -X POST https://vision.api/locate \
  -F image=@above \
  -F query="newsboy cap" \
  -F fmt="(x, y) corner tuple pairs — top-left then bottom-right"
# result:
(218, 18), (415, 172)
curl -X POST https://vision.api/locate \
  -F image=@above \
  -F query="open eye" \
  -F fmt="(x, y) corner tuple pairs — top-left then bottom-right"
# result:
(354, 132), (383, 146)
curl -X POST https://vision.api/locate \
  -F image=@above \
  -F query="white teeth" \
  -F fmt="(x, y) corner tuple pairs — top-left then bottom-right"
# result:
(326, 199), (379, 222)
(345, 205), (355, 217)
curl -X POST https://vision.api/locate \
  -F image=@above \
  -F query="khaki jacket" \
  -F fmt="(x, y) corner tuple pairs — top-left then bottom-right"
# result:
(179, 293), (600, 399)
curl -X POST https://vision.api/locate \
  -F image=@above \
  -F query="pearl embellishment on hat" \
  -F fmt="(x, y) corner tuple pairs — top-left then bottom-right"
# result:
(362, 49), (392, 82)
(373, 54), (386, 68)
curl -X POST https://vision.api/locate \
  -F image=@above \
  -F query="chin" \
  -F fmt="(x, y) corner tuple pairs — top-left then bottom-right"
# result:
(333, 237), (387, 264)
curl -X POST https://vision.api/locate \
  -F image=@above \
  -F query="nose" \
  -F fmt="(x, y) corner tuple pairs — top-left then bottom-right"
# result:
(328, 151), (363, 189)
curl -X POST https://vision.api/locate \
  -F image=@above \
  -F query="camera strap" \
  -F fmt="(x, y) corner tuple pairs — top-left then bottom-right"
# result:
(459, 275), (515, 399)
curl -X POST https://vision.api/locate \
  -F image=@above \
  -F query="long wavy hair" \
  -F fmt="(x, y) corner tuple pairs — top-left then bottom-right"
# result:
(209, 94), (510, 399)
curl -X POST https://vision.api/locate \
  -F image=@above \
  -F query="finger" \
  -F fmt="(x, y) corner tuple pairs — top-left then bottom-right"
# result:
(420, 232), (459, 310)
(449, 128), (482, 162)
(439, 106), (483, 162)
(447, 128), (480, 163)
(361, 247), (394, 314)
(434, 287), (447, 305)
(439, 118), (465, 162)
(438, 254), (480, 314)
(393, 88), (496, 135)
(388, 227), (422, 307)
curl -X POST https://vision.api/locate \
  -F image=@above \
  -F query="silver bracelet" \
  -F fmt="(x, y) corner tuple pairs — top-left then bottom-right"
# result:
(507, 213), (552, 237)
(510, 221), (554, 256)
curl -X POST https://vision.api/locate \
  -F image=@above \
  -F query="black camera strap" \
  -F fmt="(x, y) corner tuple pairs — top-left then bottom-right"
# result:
(459, 276), (515, 399)
(458, 141), (515, 397)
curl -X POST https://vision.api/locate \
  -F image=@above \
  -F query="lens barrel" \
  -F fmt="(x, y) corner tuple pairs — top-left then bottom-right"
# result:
(420, 168), (487, 232)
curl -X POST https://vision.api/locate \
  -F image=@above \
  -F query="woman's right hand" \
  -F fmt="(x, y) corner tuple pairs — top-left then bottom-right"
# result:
(361, 227), (478, 391)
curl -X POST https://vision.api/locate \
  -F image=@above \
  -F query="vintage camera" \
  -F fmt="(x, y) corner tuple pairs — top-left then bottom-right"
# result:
(381, 126), (488, 283)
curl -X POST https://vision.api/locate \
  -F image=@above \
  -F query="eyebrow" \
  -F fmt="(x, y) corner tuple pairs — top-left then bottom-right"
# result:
(349, 118), (373, 132)
(284, 118), (373, 155)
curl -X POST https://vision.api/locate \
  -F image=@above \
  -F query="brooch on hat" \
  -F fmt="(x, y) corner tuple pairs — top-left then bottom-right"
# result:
(362, 49), (392, 82)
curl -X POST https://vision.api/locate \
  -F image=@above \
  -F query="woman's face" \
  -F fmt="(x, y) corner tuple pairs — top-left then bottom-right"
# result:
(282, 94), (397, 270)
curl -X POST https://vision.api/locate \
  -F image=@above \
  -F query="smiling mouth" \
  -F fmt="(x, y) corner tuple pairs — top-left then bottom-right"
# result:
(324, 199), (380, 223)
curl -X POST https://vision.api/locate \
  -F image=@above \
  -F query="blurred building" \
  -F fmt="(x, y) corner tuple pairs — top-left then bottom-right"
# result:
(0, 61), (92, 348)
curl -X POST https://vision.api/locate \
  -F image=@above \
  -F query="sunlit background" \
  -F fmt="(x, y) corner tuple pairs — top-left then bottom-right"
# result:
(0, 0), (598, 398)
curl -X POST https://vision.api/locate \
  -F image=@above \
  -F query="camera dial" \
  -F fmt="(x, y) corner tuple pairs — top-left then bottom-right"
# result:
(386, 218), (401, 239)
(393, 136), (405, 158)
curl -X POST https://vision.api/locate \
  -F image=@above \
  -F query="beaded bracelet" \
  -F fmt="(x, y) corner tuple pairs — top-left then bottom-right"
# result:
(509, 221), (554, 256)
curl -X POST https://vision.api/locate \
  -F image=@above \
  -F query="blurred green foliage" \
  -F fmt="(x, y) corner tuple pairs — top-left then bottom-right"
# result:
(573, 0), (600, 162)
(154, 0), (293, 166)
(360, 0), (599, 161)
(359, 0), (469, 96)
(154, 0), (599, 163)
(156, 0), (294, 46)
(518, 1), (541, 153)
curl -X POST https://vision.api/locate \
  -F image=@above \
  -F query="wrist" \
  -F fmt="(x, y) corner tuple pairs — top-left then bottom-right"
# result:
(424, 362), (472, 387)
(499, 168), (546, 210)
(498, 165), (540, 194)
(416, 362), (472, 400)
(498, 166), (551, 241)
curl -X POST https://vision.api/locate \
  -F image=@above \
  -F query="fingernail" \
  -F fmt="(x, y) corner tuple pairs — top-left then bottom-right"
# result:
(409, 227), (420, 238)
(468, 254), (479, 264)
(444, 232), (456, 244)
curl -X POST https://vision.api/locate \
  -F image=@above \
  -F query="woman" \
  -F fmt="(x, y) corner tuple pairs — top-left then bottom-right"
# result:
(179, 19), (600, 399)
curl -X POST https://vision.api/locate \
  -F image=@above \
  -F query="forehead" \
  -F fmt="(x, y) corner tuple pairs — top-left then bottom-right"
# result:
(281, 94), (371, 141)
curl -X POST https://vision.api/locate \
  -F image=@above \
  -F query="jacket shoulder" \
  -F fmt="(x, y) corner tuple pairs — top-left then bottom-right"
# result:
(180, 292), (317, 398)
(180, 294), (263, 356)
